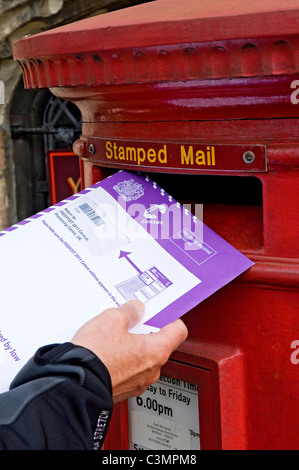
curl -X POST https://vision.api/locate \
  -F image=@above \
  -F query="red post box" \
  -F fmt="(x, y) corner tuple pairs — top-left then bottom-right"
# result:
(13, 0), (299, 450)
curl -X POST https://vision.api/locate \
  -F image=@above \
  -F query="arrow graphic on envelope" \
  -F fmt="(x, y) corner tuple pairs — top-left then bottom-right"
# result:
(119, 250), (143, 274)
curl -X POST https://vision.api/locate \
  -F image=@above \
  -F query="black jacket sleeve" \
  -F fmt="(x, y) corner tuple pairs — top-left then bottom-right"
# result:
(0, 343), (113, 450)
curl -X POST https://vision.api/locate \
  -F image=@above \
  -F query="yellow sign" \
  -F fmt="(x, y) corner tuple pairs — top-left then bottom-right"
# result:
(106, 141), (216, 168)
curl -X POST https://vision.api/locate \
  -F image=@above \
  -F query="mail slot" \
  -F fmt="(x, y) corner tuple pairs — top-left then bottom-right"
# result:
(13, 0), (299, 450)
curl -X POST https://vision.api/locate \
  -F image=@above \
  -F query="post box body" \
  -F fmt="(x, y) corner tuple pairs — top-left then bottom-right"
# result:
(74, 84), (299, 450)
(13, 0), (299, 450)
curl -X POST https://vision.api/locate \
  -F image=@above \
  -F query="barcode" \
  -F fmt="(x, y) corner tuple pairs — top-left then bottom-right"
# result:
(79, 203), (105, 227)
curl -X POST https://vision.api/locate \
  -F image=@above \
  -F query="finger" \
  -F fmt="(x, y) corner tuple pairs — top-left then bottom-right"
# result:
(118, 300), (145, 329)
(154, 319), (188, 352)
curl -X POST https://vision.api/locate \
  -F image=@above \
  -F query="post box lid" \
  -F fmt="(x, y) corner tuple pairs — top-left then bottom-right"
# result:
(13, 0), (299, 88)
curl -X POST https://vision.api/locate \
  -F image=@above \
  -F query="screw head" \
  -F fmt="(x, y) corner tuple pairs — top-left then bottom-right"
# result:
(243, 151), (255, 164)
(88, 143), (95, 155)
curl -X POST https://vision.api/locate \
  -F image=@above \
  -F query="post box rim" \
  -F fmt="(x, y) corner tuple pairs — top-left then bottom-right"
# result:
(13, 0), (299, 89)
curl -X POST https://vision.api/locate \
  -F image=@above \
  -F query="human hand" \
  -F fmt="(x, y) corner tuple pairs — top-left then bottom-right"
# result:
(72, 301), (188, 403)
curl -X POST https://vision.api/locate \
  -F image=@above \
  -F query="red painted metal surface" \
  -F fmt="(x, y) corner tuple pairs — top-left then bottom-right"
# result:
(104, 343), (246, 450)
(12, 0), (299, 88)
(13, 0), (299, 450)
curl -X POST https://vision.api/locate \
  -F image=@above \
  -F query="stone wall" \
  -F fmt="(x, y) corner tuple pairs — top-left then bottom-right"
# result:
(0, 0), (152, 229)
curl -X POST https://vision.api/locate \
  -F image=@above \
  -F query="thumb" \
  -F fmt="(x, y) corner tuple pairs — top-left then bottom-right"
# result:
(152, 319), (188, 352)
(118, 300), (145, 329)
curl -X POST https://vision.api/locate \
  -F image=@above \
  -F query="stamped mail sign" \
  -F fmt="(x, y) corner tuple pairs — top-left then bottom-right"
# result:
(88, 138), (267, 173)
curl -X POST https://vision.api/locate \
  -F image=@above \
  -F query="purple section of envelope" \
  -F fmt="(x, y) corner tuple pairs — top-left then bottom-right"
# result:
(100, 171), (254, 329)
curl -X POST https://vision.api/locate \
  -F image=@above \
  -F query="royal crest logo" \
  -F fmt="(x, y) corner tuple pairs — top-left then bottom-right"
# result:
(113, 179), (144, 202)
